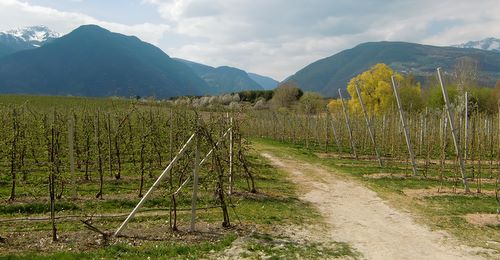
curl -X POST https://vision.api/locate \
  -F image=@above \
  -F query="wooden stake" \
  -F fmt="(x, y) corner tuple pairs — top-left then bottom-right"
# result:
(68, 116), (76, 199)
(391, 76), (418, 176)
(114, 133), (196, 237)
(106, 113), (112, 177)
(437, 68), (470, 192)
(190, 120), (200, 232)
(49, 117), (57, 242)
(329, 114), (342, 153)
(464, 92), (469, 161)
(338, 89), (357, 159)
(354, 82), (382, 167)
(228, 117), (234, 195)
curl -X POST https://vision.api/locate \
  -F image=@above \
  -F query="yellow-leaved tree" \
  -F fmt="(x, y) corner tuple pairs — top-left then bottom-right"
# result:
(347, 63), (403, 116)
(327, 99), (343, 114)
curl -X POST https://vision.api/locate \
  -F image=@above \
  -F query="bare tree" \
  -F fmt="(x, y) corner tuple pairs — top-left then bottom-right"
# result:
(454, 56), (479, 93)
(270, 81), (303, 110)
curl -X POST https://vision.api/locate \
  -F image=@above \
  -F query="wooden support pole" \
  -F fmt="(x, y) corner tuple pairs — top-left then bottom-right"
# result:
(418, 112), (424, 155)
(354, 82), (383, 167)
(228, 117), (234, 195)
(437, 68), (470, 192)
(107, 113), (112, 177)
(190, 120), (200, 232)
(49, 115), (57, 242)
(324, 113), (329, 152)
(391, 76), (418, 176)
(114, 133), (196, 237)
(464, 92), (469, 161)
(338, 89), (357, 159)
(172, 127), (232, 196)
(329, 115), (342, 153)
(68, 116), (76, 199)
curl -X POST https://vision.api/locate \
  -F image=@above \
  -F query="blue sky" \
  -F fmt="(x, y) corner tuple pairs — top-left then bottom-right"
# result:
(0, 0), (498, 80)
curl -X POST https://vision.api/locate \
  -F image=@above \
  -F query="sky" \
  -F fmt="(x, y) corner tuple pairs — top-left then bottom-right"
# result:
(0, 0), (499, 81)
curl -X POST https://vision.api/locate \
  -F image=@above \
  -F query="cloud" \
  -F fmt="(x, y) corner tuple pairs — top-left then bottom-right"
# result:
(143, 0), (500, 80)
(0, 0), (170, 44)
(1, 0), (499, 81)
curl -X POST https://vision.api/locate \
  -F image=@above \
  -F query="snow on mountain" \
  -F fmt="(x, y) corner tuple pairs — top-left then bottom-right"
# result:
(453, 37), (500, 52)
(0, 25), (60, 51)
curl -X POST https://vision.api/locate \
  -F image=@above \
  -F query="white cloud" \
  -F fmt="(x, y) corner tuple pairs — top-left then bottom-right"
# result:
(144, 0), (500, 80)
(0, 0), (170, 44)
(1, 0), (499, 81)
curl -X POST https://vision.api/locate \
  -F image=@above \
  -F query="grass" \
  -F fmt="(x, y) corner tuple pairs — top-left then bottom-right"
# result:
(0, 202), (79, 215)
(5, 234), (237, 260)
(251, 137), (500, 254)
(240, 233), (359, 259)
(0, 138), (323, 258)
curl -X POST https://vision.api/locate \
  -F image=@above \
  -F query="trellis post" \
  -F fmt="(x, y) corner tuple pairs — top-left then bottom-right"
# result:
(437, 68), (470, 192)
(338, 89), (358, 159)
(228, 116), (234, 195)
(354, 82), (383, 167)
(391, 76), (418, 176)
(464, 92), (469, 161)
(190, 119), (200, 232)
(68, 116), (76, 199)
(114, 133), (196, 237)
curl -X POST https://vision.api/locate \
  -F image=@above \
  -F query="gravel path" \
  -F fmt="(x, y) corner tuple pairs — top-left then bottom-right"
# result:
(261, 152), (488, 260)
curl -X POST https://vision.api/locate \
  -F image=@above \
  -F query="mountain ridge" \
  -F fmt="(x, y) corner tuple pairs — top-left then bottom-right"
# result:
(453, 37), (500, 52)
(285, 41), (500, 97)
(247, 73), (278, 90)
(0, 24), (208, 98)
(174, 58), (266, 94)
(0, 25), (59, 57)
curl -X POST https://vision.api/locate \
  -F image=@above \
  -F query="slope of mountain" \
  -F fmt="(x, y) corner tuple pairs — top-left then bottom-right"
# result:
(0, 25), (208, 98)
(0, 25), (59, 57)
(0, 42), (14, 58)
(248, 73), (279, 90)
(285, 41), (500, 97)
(175, 58), (264, 94)
(454, 37), (500, 52)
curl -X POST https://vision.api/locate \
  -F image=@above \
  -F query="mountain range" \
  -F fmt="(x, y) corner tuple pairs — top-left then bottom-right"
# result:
(0, 25), (59, 57)
(0, 25), (278, 97)
(0, 24), (498, 98)
(0, 25), (209, 97)
(175, 58), (277, 94)
(285, 41), (500, 97)
(247, 73), (279, 90)
(454, 37), (500, 52)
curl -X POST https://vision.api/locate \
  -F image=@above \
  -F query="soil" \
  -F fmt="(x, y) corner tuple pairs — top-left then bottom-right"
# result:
(0, 217), (235, 256)
(216, 223), (357, 260)
(261, 152), (493, 260)
(363, 173), (499, 185)
(464, 214), (500, 227)
(403, 188), (498, 198)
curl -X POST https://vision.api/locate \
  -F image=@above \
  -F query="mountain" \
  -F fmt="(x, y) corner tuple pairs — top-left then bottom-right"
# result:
(453, 38), (500, 52)
(285, 41), (500, 97)
(175, 58), (265, 94)
(0, 25), (208, 98)
(0, 25), (59, 57)
(0, 42), (14, 58)
(248, 73), (279, 90)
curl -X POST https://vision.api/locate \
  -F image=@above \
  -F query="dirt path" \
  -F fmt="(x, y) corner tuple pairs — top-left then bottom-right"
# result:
(261, 152), (489, 260)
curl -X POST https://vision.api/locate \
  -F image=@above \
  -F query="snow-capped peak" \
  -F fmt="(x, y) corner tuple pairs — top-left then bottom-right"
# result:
(453, 37), (500, 52)
(2, 25), (60, 44)
(0, 25), (60, 49)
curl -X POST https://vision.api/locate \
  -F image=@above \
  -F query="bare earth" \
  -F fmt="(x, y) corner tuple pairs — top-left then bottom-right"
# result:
(261, 152), (490, 260)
